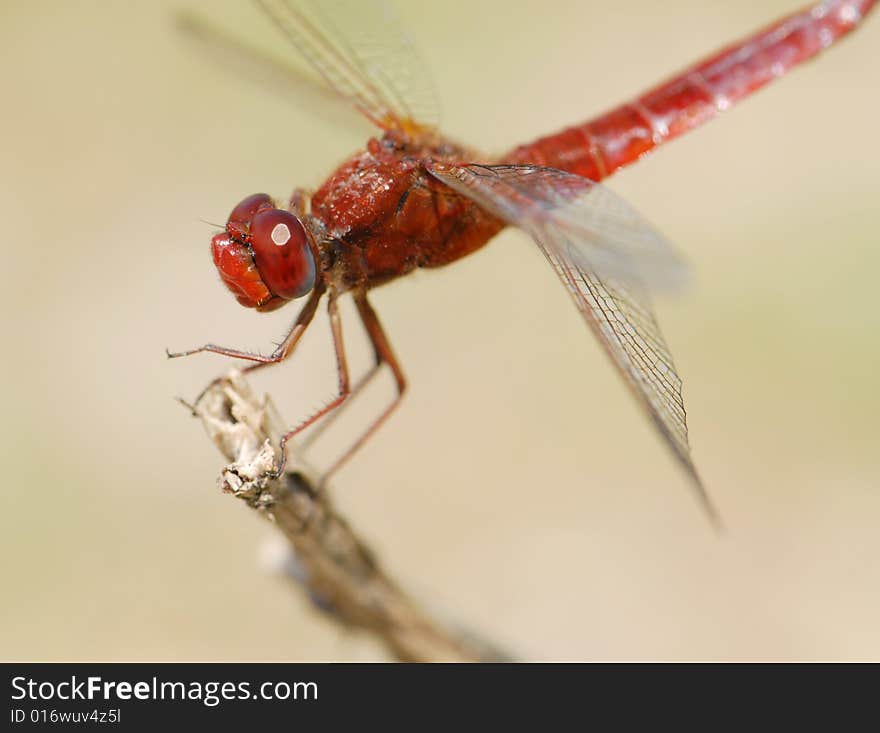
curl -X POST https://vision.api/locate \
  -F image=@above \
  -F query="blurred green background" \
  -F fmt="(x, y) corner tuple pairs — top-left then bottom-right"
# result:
(1, 0), (877, 660)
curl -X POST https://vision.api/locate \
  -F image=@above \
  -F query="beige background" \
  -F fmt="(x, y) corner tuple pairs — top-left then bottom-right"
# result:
(1, 0), (878, 660)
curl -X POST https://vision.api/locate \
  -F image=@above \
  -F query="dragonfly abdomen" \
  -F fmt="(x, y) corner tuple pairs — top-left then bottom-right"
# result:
(506, 0), (875, 181)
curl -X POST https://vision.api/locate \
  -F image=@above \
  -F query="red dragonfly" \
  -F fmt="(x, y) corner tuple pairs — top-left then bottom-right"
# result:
(170, 0), (876, 521)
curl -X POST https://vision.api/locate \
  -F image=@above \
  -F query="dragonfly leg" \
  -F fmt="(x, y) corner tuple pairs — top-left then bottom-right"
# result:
(170, 285), (324, 410)
(299, 360), (383, 450)
(298, 290), (388, 449)
(288, 188), (309, 216)
(317, 290), (407, 485)
(274, 292), (352, 476)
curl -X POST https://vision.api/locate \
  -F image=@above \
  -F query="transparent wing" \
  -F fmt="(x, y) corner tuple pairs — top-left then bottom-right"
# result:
(176, 11), (350, 116)
(427, 163), (717, 521)
(427, 163), (688, 291)
(255, 0), (440, 131)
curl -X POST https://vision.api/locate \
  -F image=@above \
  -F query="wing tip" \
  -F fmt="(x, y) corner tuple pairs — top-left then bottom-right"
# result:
(687, 468), (724, 533)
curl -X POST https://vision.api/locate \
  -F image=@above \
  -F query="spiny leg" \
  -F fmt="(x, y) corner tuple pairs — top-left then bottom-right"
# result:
(274, 292), (352, 476)
(319, 290), (407, 484)
(169, 284), (324, 410)
(299, 292), (386, 450)
(300, 361), (383, 449)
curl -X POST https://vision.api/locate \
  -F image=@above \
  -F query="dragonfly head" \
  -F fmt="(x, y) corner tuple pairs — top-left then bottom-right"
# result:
(211, 193), (317, 312)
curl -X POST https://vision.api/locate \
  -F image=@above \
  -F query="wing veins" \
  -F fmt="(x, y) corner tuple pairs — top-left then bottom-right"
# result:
(427, 162), (719, 524)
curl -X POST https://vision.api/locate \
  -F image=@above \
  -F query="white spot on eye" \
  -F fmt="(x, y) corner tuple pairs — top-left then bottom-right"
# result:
(840, 5), (859, 24)
(271, 223), (291, 246)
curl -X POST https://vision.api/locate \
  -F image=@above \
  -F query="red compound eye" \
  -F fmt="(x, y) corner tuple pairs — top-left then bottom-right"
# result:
(226, 193), (274, 240)
(210, 194), (317, 311)
(247, 208), (316, 301)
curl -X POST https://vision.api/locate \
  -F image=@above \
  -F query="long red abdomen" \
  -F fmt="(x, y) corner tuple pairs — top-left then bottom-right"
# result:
(505, 0), (875, 180)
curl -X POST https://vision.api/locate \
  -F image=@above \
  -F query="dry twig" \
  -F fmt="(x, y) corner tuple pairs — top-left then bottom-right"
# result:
(192, 370), (509, 662)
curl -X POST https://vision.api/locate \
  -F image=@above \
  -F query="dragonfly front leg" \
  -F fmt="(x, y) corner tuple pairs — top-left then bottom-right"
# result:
(168, 285), (324, 408)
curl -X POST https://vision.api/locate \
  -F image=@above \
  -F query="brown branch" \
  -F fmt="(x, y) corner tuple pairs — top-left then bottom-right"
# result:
(192, 370), (510, 662)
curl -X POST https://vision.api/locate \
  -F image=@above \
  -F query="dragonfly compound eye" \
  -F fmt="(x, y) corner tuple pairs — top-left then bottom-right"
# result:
(247, 209), (316, 302)
(211, 195), (316, 311)
(226, 192), (274, 237)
